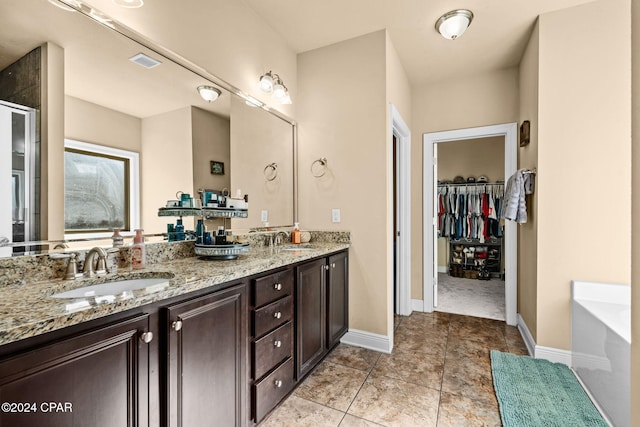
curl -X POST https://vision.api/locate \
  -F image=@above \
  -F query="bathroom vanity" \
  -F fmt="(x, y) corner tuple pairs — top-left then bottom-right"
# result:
(0, 240), (349, 426)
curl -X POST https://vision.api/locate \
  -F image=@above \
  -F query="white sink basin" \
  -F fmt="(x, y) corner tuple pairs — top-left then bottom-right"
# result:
(51, 278), (171, 299)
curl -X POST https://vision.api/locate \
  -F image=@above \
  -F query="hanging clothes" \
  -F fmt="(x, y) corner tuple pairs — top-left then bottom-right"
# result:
(501, 169), (534, 223)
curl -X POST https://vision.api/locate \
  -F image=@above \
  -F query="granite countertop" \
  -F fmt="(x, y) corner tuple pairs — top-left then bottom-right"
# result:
(0, 242), (349, 347)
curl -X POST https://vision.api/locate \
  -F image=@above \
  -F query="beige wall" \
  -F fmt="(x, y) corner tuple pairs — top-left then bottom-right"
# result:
(65, 96), (142, 151)
(42, 42), (65, 240)
(229, 96), (294, 229)
(411, 68), (519, 299)
(517, 20), (540, 340)
(632, 0), (639, 421)
(191, 107), (230, 195)
(535, 0), (631, 350)
(141, 107), (193, 234)
(298, 30), (389, 336)
(385, 32), (412, 126)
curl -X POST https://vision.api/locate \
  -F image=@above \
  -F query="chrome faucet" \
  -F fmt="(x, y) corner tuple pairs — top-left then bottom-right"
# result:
(83, 247), (108, 278)
(274, 231), (290, 246)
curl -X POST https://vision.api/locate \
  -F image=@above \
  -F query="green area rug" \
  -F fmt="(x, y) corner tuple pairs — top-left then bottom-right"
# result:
(490, 350), (607, 427)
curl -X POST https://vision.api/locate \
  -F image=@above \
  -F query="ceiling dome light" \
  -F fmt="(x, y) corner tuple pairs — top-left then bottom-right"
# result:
(259, 71), (275, 93)
(112, 0), (144, 8)
(435, 9), (473, 40)
(197, 85), (221, 102)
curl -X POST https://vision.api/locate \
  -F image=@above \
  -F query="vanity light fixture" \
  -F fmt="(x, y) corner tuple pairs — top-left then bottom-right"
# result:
(435, 9), (474, 40)
(112, 0), (144, 8)
(197, 85), (222, 102)
(259, 70), (291, 104)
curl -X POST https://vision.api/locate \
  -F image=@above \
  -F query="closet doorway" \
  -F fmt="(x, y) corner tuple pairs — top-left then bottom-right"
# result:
(423, 123), (518, 326)
(435, 137), (505, 320)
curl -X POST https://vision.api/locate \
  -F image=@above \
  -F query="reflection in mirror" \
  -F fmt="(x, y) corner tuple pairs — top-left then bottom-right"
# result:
(0, 0), (295, 257)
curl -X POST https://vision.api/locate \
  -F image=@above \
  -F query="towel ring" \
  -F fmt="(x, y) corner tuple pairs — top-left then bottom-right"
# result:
(311, 157), (328, 178)
(264, 163), (278, 181)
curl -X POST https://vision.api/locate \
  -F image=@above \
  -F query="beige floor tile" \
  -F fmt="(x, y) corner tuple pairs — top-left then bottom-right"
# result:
(446, 335), (507, 368)
(398, 312), (451, 333)
(373, 348), (444, 390)
(339, 414), (384, 426)
(294, 361), (369, 411)
(441, 357), (498, 406)
(325, 344), (381, 372)
(259, 395), (345, 427)
(436, 392), (501, 427)
(392, 328), (448, 356)
(348, 374), (440, 427)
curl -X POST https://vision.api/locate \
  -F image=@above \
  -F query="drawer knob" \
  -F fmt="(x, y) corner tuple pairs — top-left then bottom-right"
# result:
(172, 320), (183, 331)
(331, 263), (336, 268)
(273, 311), (282, 319)
(274, 283), (282, 291)
(274, 340), (282, 348)
(324, 265), (330, 271)
(140, 331), (153, 344)
(274, 380), (283, 388)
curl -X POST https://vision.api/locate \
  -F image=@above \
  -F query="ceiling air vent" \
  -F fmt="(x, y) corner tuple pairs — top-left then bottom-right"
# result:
(128, 53), (161, 69)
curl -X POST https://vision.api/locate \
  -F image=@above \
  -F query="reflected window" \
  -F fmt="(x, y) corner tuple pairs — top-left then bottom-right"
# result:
(64, 139), (139, 236)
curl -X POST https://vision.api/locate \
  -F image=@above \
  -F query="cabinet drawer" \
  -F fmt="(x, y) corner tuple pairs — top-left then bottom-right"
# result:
(254, 357), (294, 423)
(254, 269), (294, 307)
(254, 295), (293, 338)
(253, 321), (293, 380)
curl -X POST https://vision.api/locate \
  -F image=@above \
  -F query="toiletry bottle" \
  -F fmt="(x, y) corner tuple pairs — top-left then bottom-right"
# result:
(131, 229), (146, 269)
(292, 222), (301, 244)
(167, 223), (175, 242)
(216, 226), (227, 245)
(111, 228), (124, 247)
(196, 219), (204, 244)
(175, 219), (185, 241)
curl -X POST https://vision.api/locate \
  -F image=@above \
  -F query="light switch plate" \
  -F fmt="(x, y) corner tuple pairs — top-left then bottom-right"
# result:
(261, 210), (268, 222)
(331, 209), (341, 223)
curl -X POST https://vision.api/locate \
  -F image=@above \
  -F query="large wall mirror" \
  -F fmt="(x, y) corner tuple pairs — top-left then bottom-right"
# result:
(0, 0), (295, 257)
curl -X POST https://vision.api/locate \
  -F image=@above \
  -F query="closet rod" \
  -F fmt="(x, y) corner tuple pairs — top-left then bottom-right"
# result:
(437, 182), (504, 187)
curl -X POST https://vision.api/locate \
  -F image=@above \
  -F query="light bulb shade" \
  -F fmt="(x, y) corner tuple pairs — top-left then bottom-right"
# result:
(272, 76), (287, 99)
(259, 72), (274, 93)
(112, 0), (144, 8)
(435, 9), (473, 40)
(197, 85), (221, 102)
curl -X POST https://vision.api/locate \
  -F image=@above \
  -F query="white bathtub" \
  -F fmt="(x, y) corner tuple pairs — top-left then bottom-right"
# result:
(571, 281), (630, 427)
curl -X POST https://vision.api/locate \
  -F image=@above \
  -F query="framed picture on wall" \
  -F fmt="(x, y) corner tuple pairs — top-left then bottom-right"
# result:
(210, 161), (224, 175)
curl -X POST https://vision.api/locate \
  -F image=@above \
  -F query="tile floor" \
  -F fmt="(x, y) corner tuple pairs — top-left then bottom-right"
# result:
(259, 312), (529, 427)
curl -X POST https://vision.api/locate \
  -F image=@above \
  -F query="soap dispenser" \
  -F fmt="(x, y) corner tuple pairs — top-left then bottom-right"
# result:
(131, 229), (146, 269)
(292, 222), (301, 244)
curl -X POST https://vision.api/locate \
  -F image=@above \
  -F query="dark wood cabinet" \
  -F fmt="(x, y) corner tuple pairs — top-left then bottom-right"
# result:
(165, 282), (247, 427)
(296, 251), (349, 380)
(295, 258), (327, 379)
(0, 314), (150, 427)
(250, 269), (295, 423)
(327, 251), (349, 349)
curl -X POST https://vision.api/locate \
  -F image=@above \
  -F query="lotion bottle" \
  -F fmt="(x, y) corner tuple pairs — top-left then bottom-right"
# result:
(131, 229), (146, 269)
(292, 222), (301, 244)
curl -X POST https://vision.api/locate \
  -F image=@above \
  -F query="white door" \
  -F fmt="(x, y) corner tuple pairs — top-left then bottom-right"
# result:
(0, 101), (33, 256)
(432, 143), (438, 307)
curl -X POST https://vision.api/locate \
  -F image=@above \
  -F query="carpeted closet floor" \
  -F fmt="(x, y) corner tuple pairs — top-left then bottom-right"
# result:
(435, 273), (505, 321)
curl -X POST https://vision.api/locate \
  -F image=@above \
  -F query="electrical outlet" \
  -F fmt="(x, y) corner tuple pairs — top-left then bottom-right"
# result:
(331, 209), (341, 223)
(261, 210), (268, 222)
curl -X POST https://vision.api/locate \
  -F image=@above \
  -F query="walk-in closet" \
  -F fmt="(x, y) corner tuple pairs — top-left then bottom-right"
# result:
(435, 136), (506, 320)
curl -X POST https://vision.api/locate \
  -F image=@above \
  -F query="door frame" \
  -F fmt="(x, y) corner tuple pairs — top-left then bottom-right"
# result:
(389, 104), (412, 332)
(423, 123), (518, 326)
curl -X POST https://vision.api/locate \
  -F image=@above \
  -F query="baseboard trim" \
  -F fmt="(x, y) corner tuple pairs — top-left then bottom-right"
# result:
(341, 329), (392, 354)
(437, 266), (447, 273)
(517, 314), (571, 366)
(411, 299), (424, 312)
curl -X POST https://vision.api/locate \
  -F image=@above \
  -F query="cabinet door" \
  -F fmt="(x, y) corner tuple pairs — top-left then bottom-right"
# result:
(166, 283), (247, 427)
(327, 251), (349, 349)
(0, 314), (150, 427)
(296, 258), (326, 379)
